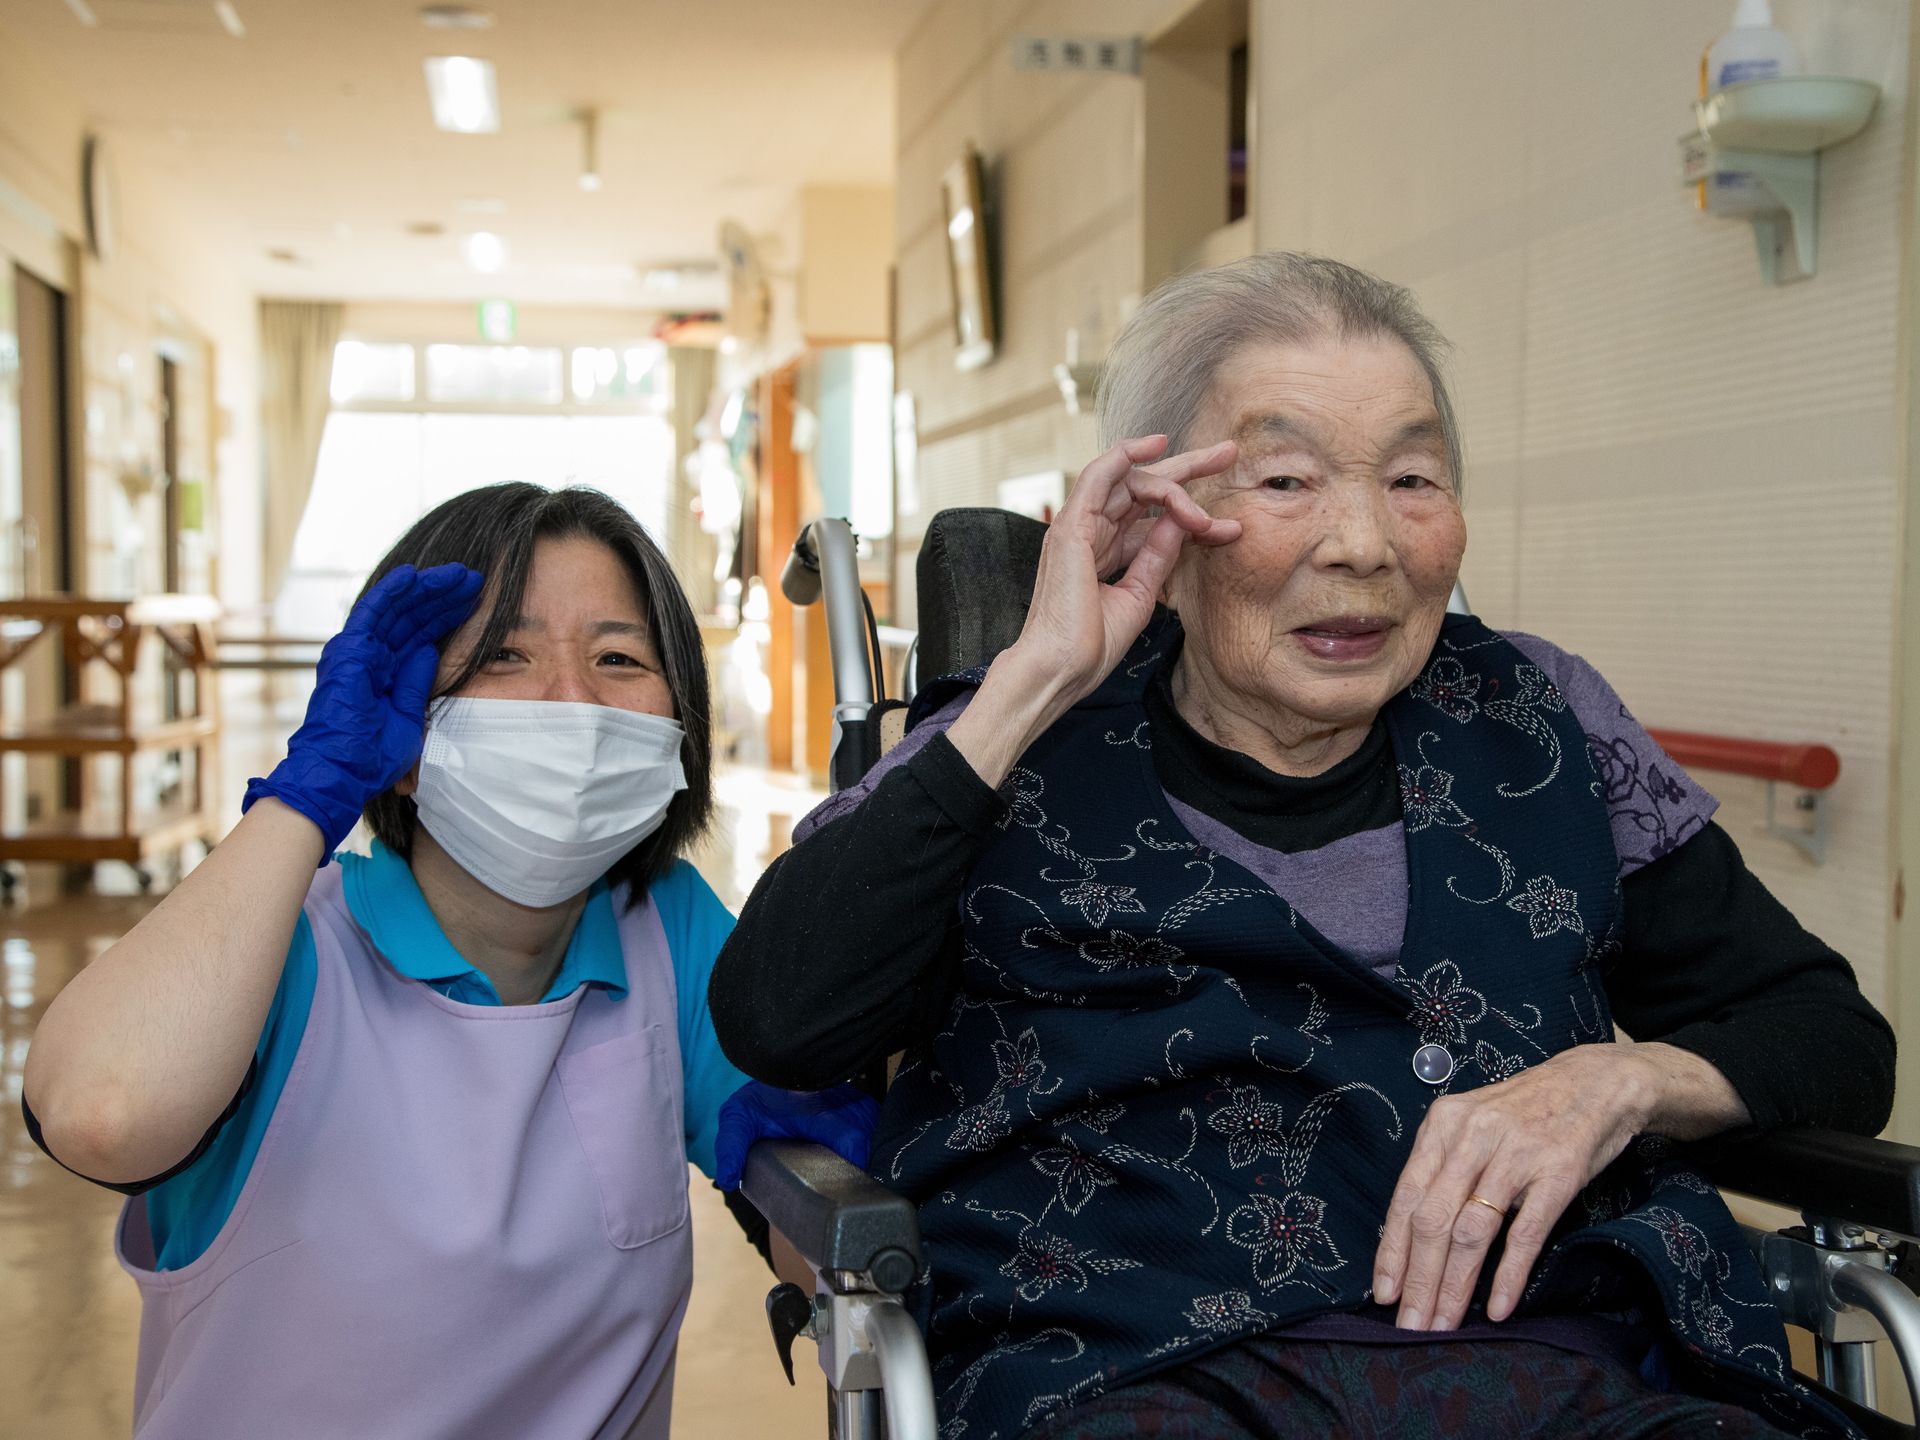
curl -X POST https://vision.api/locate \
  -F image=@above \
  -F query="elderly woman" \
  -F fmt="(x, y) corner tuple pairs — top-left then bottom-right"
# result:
(710, 254), (1894, 1439)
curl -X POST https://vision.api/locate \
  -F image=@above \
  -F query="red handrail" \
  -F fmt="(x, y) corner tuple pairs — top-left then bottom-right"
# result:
(1646, 729), (1841, 790)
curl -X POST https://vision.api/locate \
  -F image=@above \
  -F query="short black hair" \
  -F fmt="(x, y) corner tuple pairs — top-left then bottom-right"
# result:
(360, 483), (713, 904)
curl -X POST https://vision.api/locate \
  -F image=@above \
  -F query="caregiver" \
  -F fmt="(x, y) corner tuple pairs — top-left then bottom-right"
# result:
(25, 483), (781, 1439)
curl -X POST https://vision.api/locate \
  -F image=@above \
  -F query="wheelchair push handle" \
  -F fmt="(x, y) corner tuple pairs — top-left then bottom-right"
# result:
(781, 517), (883, 793)
(780, 526), (824, 607)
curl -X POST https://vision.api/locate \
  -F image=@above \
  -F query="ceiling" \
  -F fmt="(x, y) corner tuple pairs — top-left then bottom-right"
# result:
(3, 0), (932, 311)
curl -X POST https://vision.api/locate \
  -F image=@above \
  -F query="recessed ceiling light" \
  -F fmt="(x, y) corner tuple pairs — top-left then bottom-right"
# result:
(420, 5), (495, 28)
(424, 56), (499, 134)
(463, 231), (507, 273)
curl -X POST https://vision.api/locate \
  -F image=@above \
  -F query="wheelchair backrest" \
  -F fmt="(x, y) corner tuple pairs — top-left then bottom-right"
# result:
(915, 508), (1048, 681)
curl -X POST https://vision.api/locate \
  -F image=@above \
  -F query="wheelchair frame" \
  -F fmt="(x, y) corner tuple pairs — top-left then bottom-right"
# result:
(744, 511), (1920, 1440)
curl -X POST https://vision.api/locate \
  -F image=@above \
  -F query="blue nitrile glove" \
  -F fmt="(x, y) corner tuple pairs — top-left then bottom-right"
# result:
(713, 1081), (882, 1192)
(243, 562), (484, 858)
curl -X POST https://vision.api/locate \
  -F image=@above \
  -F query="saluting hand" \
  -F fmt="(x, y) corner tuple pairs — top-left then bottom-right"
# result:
(243, 562), (484, 855)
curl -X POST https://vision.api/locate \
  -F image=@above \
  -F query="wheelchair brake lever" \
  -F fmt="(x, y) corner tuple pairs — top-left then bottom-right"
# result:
(765, 1282), (817, 1386)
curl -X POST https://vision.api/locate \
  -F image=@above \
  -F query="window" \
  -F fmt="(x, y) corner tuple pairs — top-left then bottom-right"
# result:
(425, 344), (565, 405)
(569, 344), (667, 403)
(329, 341), (415, 404)
(283, 336), (675, 636)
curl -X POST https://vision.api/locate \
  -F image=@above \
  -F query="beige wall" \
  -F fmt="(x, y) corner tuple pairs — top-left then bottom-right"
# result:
(339, 300), (665, 347)
(1252, 0), (1911, 1033)
(892, 0), (1198, 625)
(799, 185), (895, 342)
(0, 18), (261, 612)
(894, 0), (1917, 1112)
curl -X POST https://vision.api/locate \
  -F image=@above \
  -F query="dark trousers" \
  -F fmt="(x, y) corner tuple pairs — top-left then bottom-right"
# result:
(1031, 1333), (1798, 1440)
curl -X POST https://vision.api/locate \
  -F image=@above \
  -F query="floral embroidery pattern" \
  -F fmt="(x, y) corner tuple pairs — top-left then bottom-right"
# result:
(1505, 874), (1585, 939)
(1398, 960), (1489, 1046)
(999, 1229), (1141, 1302)
(1588, 730), (1707, 867)
(992, 1028), (1045, 1088)
(1206, 1086), (1288, 1169)
(1398, 763), (1472, 832)
(1183, 1290), (1272, 1333)
(1078, 930), (1186, 972)
(1488, 663), (1569, 799)
(1403, 732), (1517, 905)
(1412, 656), (1481, 721)
(945, 1091), (1013, 1153)
(1000, 767), (1047, 831)
(1058, 881), (1146, 927)
(1032, 1141), (1118, 1215)
(1225, 1191), (1345, 1291)
(1691, 1293), (1735, 1350)
(1055, 1096), (1125, 1135)
(1474, 1040), (1526, 1083)
(1634, 1206), (1714, 1281)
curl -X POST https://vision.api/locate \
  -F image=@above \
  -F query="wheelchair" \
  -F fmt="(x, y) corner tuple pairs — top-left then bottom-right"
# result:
(742, 508), (1920, 1440)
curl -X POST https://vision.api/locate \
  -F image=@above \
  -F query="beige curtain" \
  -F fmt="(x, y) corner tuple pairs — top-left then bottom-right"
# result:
(259, 299), (344, 602)
(667, 345), (718, 612)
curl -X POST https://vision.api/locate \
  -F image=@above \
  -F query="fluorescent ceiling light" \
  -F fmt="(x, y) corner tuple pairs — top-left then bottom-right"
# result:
(463, 231), (507, 273)
(420, 5), (495, 28)
(576, 109), (601, 192)
(425, 56), (499, 134)
(213, 2), (245, 38)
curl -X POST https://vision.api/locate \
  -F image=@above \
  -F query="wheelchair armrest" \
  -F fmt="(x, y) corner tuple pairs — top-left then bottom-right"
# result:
(1694, 1127), (1920, 1241)
(739, 1139), (922, 1292)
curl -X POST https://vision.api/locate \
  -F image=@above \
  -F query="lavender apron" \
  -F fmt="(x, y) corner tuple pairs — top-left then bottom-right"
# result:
(116, 865), (693, 1439)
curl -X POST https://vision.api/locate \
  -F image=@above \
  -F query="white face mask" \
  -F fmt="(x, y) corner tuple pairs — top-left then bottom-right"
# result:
(412, 697), (688, 908)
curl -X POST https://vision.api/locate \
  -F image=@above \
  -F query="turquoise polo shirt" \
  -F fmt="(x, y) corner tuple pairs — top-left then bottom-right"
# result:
(142, 842), (747, 1271)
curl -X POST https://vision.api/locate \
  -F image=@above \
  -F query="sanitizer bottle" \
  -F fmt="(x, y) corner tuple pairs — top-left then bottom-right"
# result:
(1708, 0), (1801, 89)
(1705, 0), (1801, 213)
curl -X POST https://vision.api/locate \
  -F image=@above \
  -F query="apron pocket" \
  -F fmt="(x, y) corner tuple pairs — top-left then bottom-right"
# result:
(557, 1026), (689, 1250)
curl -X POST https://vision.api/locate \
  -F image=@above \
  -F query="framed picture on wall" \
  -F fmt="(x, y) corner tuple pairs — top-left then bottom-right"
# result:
(941, 144), (997, 372)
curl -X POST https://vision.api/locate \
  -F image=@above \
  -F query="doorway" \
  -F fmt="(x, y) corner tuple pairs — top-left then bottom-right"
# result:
(9, 264), (75, 823)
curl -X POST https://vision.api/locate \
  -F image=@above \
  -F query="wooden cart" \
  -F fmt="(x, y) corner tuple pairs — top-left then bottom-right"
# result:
(0, 595), (222, 893)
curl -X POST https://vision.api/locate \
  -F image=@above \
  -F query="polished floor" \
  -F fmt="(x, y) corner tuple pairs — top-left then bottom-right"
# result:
(0, 673), (830, 1437)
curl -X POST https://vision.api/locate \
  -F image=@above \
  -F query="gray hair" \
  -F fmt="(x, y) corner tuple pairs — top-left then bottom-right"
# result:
(1095, 252), (1463, 493)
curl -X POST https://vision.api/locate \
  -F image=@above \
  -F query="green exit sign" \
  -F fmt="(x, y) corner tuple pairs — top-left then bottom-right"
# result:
(477, 299), (517, 342)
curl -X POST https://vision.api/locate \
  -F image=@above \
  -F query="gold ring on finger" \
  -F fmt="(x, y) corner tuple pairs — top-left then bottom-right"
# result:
(1465, 1193), (1506, 1216)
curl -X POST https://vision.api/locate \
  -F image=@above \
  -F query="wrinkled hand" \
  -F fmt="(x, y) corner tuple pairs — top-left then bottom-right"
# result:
(1009, 435), (1240, 710)
(713, 1080), (881, 1192)
(243, 562), (484, 855)
(1372, 1043), (1661, 1331)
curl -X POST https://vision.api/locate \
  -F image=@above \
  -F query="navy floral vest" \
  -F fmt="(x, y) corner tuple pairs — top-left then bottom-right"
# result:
(871, 613), (1855, 1440)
